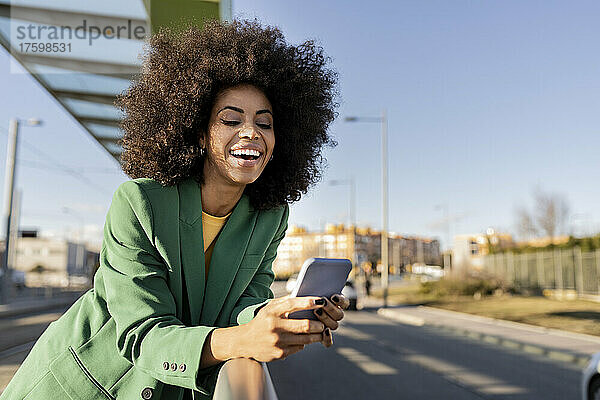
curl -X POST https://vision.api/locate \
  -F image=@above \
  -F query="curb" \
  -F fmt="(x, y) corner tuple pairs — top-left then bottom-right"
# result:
(418, 305), (600, 345)
(375, 308), (592, 368)
(429, 322), (591, 368)
(0, 295), (81, 318)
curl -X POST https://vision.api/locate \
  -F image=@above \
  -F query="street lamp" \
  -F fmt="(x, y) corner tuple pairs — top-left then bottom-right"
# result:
(329, 178), (358, 279)
(434, 204), (453, 273)
(434, 204), (449, 248)
(62, 207), (86, 285)
(344, 111), (389, 308)
(1, 117), (43, 304)
(328, 178), (356, 229)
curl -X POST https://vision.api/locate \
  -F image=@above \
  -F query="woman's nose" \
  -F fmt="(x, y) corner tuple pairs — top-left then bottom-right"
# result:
(238, 126), (259, 140)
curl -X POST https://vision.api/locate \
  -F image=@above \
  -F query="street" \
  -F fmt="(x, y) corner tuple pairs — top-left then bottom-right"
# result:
(269, 308), (581, 399)
(0, 284), (583, 399)
(0, 305), (70, 392)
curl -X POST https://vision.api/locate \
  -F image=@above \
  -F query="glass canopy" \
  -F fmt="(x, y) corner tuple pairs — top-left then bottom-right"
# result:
(0, 0), (149, 160)
(1, 0), (231, 161)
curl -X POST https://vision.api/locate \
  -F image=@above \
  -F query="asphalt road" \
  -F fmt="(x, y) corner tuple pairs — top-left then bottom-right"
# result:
(0, 282), (584, 399)
(268, 308), (582, 400)
(0, 305), (70, 392)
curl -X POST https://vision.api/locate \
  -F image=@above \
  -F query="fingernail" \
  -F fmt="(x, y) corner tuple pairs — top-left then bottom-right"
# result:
(332, 295), (340, 303)
(324, 328), (330, 336)
(315, 308), (323, 316)
(315, 298), (325, 305)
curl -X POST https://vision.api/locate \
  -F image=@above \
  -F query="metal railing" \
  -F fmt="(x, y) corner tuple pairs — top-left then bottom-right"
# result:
(484, 247), (600, 296)
(213, 358), (278, 400)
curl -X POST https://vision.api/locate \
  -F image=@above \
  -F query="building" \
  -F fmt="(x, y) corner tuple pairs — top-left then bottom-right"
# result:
(3, 230), (99, 288)
(273, 224), (441, 278)
(452, 229), (514, 273)
(273, 224), (355, 277)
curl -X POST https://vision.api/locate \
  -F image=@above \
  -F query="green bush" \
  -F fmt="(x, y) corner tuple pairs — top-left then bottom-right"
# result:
(503, 234), (600, 254)
(419, 273), (513, 298)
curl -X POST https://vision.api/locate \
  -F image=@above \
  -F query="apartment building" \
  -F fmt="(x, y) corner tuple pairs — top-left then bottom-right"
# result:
(273, 224), (441, 277)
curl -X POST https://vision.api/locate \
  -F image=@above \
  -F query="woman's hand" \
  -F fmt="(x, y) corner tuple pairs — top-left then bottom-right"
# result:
(236, 295), (327, 362)
(313, 293), (350, 348)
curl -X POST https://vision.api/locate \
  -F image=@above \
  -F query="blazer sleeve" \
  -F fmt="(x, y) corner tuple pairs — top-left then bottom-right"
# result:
(229, 204), (289, 326)
(101, 181), (217, 396)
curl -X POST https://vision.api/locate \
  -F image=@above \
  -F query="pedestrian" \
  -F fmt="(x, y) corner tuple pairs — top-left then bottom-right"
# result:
(1, 19), (348, 400)
(365, 275), (372, 296)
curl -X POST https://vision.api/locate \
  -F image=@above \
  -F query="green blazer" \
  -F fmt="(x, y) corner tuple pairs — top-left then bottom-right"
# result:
(1, 177), (289, 400)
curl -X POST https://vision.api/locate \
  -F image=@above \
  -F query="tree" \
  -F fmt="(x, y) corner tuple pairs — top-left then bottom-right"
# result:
(515, 187), (570, 241)
(516, 206), (537, 239)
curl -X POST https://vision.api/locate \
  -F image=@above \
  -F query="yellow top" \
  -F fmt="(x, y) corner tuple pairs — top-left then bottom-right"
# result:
(202, 210), (231, 279)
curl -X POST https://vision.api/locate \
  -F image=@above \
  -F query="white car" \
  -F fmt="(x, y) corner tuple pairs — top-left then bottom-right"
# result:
(285, 273), (299, 293)
(582, 352), (600, 400)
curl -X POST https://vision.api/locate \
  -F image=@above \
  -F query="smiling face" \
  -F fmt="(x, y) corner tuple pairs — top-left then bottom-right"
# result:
(200, 84), (275, 190)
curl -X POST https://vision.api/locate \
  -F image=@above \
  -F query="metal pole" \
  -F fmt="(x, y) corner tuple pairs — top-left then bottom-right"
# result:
(381, 109), (389, 308)
(1, 118), (19, 304)
(350, 177), (356, 231)
(536, 251), (544, 289)
(575, 247), (584, 296)
(596, 249), (600, 296)
(349, 177), (360, 284)
(7, 189), (21, 277)
(555, 249), (563, 291)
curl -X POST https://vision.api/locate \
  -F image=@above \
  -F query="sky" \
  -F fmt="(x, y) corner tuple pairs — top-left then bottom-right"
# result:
(1, 0), (599, 250)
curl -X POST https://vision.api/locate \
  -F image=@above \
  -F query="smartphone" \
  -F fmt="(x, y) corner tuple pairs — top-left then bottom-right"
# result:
(288, 258), (352, 320)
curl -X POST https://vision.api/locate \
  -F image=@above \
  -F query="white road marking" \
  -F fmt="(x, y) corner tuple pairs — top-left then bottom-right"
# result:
(405, 354), (528, 395)
(336, 347), (398, 375)
(335, 326), (373, 341)
(377, 308), (425, 326)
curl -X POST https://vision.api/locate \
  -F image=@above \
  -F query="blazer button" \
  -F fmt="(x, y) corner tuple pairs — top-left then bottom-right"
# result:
(141, 387), (153, 399)
(179, 363), (186, 372)
(170, 362), (177, 371)
(162, 362), (169, 370)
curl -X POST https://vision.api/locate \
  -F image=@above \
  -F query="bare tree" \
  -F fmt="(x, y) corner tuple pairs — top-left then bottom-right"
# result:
(515, 188), (570, 240)
(533, 188), (569, 239)
(516, 206), (537, 239)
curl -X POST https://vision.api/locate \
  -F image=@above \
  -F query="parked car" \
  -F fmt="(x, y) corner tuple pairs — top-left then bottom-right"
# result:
(11, 270), (25, 290)
(582, 352), (600, 400)
(285, 273), (299, 293)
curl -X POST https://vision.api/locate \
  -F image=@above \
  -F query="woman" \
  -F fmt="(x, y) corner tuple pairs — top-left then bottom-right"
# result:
(1, 19), (347, 400)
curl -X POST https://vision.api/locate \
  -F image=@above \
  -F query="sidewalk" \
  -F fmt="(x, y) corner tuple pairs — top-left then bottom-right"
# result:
(363, 296), (600, 368)
(0, 289), (84, 318)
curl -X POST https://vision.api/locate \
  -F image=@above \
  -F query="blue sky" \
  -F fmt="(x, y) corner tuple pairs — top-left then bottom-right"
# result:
(1, 0), (599, 249)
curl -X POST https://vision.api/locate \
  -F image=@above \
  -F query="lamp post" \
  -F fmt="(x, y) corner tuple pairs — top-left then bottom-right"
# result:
(328, 178), (356, 229)
(62, 207), (86, 281)
(1, 118), (43, 304)
(435, 203), (451, 270)
(329, 178), (358, 278)
(344, 111), (389, 308)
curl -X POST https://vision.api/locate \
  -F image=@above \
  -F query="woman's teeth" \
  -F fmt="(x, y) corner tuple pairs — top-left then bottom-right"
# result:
(230, 149), (261, 160)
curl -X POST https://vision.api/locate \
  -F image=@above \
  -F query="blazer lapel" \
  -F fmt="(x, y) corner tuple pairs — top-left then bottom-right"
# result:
(177, 178), (206, 325)
(200, 194), (258, 325)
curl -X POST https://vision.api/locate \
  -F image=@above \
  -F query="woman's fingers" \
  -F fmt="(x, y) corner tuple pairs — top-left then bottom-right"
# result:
(322, 328), (333, 348)
(314, 307), (339, 330)
(280, 318), (325, 334)
(283, 345), (305, 358)
(268, 296), (325, 317)
(279, 333), (324, 346)
(330, 293), (350, 310)
(321, 296), (344, 321)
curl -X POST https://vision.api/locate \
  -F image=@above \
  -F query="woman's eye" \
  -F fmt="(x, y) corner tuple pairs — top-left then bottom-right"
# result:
(220, 119), (240, 126)
(256, 123), (272, 129)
